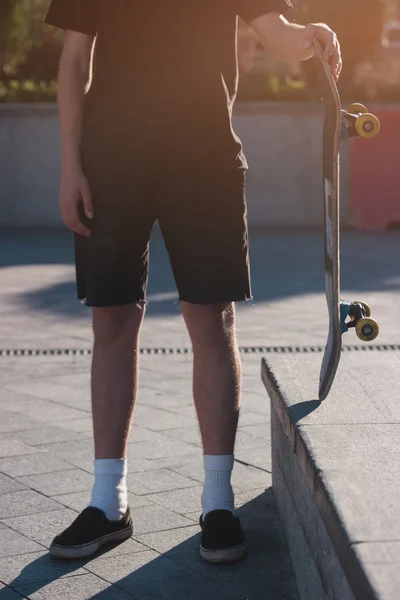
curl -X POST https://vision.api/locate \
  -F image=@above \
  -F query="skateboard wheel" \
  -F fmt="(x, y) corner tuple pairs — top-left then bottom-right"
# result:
(355, 113), (380, 138)
(353, 300), (371, 317)
(346, 103), (368, 115)
(356, 318), (379, 341)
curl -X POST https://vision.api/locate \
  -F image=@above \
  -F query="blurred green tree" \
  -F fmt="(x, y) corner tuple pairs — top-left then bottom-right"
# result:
(0, 0), (19, 69)
(1, 0), (61, 80)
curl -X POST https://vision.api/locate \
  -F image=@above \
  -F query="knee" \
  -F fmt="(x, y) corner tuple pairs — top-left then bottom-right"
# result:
(92, 304), (144, 343)
(182, 302), (235, 344)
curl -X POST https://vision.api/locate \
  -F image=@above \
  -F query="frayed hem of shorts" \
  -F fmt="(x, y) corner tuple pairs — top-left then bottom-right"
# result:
(178, 295), (254, 306)
(79, 298), (146, 310)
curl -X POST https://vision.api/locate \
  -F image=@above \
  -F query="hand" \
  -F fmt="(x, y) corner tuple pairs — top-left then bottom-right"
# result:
(304, 23), (342, 81)
(60, 164), (93, 237)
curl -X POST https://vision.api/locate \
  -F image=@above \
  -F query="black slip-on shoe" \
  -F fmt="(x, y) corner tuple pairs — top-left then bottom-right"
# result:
(199, 509), (247, 563)
(49, 506), (133, 559)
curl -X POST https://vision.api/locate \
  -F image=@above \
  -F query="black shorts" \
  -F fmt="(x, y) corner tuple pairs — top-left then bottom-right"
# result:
(75, 156), (252, 307)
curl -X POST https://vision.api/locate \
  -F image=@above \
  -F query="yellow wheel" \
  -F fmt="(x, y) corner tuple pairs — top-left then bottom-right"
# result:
(356, 318), (379, 342)
(353, 300), (371, 317)
(355, 113), (380, 138)
(346, 103), (368, 115)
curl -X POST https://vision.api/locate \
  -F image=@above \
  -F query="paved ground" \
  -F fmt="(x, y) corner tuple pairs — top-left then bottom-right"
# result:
(0, 352), (299, 600)
(1, 228), (399, 350)
(0, 228), (399, 599)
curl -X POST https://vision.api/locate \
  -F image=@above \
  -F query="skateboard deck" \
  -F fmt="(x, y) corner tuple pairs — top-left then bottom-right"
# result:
(313, 41), (380, 401)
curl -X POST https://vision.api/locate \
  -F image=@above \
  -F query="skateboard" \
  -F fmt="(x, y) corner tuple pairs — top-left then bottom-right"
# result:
(313, 40), (380, 401)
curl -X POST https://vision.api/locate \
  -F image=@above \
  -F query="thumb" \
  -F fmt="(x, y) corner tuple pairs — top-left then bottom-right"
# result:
(303, 23), (316, 50)
(81, 178), (94, 220)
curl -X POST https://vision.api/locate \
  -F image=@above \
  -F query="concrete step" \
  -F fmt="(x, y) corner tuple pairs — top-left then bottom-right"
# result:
(261, 351), (400, 600)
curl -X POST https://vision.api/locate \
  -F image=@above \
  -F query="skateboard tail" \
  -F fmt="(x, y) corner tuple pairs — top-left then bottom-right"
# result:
(319, 350), (341, 400)
(319, 275), (342, 401)
(319, 373), (335, 401)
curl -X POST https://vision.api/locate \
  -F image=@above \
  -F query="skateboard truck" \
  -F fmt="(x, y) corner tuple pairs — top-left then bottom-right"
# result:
(340, 300), (379, 341)
(338, 105), (380, 342)
(340, 103), (380, 142)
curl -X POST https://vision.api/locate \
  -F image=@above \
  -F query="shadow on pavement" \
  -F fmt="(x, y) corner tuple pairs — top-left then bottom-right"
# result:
(1, 227), (399, 320)
(0, 489), (299, 600)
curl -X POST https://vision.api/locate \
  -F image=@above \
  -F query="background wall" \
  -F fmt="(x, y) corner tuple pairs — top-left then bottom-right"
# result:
(0, 102), (351, 229)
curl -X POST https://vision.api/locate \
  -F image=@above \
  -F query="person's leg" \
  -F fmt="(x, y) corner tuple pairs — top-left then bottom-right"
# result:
(49, 304), (144, 559)
(91, 304), (144, 460)
(159, 167), (251, 562)
(181, 301), (240, 457)
(181, 300), (241, 517)
(88, 304), (144, 523)
(49, 146), (155, 559)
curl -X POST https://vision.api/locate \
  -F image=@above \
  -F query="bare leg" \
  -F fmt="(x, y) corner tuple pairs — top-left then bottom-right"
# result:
(181, 302), (248, 562)
(181, 302), (241, 455)
(91, 304), (144, 459)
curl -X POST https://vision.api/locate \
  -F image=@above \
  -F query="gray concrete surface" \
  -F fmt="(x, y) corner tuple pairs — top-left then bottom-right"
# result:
(0, 353), (299, 600)
(270, 405), (357, 600)
(0, 228), (398, 599)
(262, 353), (400, 600)
(1, 228), (399, 350)
(0, 102), (351, 228)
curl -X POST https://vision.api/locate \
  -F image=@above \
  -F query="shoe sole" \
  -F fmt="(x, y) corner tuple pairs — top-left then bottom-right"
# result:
(200, 541), (248, 564)
(49, 524), (133, 559)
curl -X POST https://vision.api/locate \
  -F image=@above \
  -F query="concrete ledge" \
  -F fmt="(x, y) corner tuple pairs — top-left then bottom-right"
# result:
(261, 352), (400, 600)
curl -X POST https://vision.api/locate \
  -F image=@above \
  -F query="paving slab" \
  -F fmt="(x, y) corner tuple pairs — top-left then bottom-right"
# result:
(0, 490), (62, 520)
(0, 473), (28, 495)
(16, 469), (94, 497)
(121, 571), (245, 600)
(0, 527), (44, 558)
(126, 468), (200, 496)
(0, 454), (73, 478)
(145, 485), (202, 515)
(0, 551), (87, 586)
(31, 439), (94, 460)
(0, 439), (45, 459)
(5, 426), (86, 447)
(0, 389), (89, 421)
(126, 434), (199, 461)
(2, 509), (79, 547)
(15, 574), (135, 600)
(50, 417), (93, 434)
(134, 525), (200, 554)
(132, 405), (198, 431)
(0, 411), (45, 435)
(153, 425), (202, 446)
(0, 583), (26, 599)
(234, 440), (272, 471)
(83, 550), (246, 600)
(119, 505), (193, 535)
(83, 549), (191, 585)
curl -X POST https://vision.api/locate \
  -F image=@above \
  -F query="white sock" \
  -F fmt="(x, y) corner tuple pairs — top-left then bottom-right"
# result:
(89, 458), (128, 521)
(202, 454), (235, 517)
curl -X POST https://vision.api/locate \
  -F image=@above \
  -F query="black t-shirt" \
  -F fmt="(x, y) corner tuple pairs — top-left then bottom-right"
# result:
(46, 0), (292, 168)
